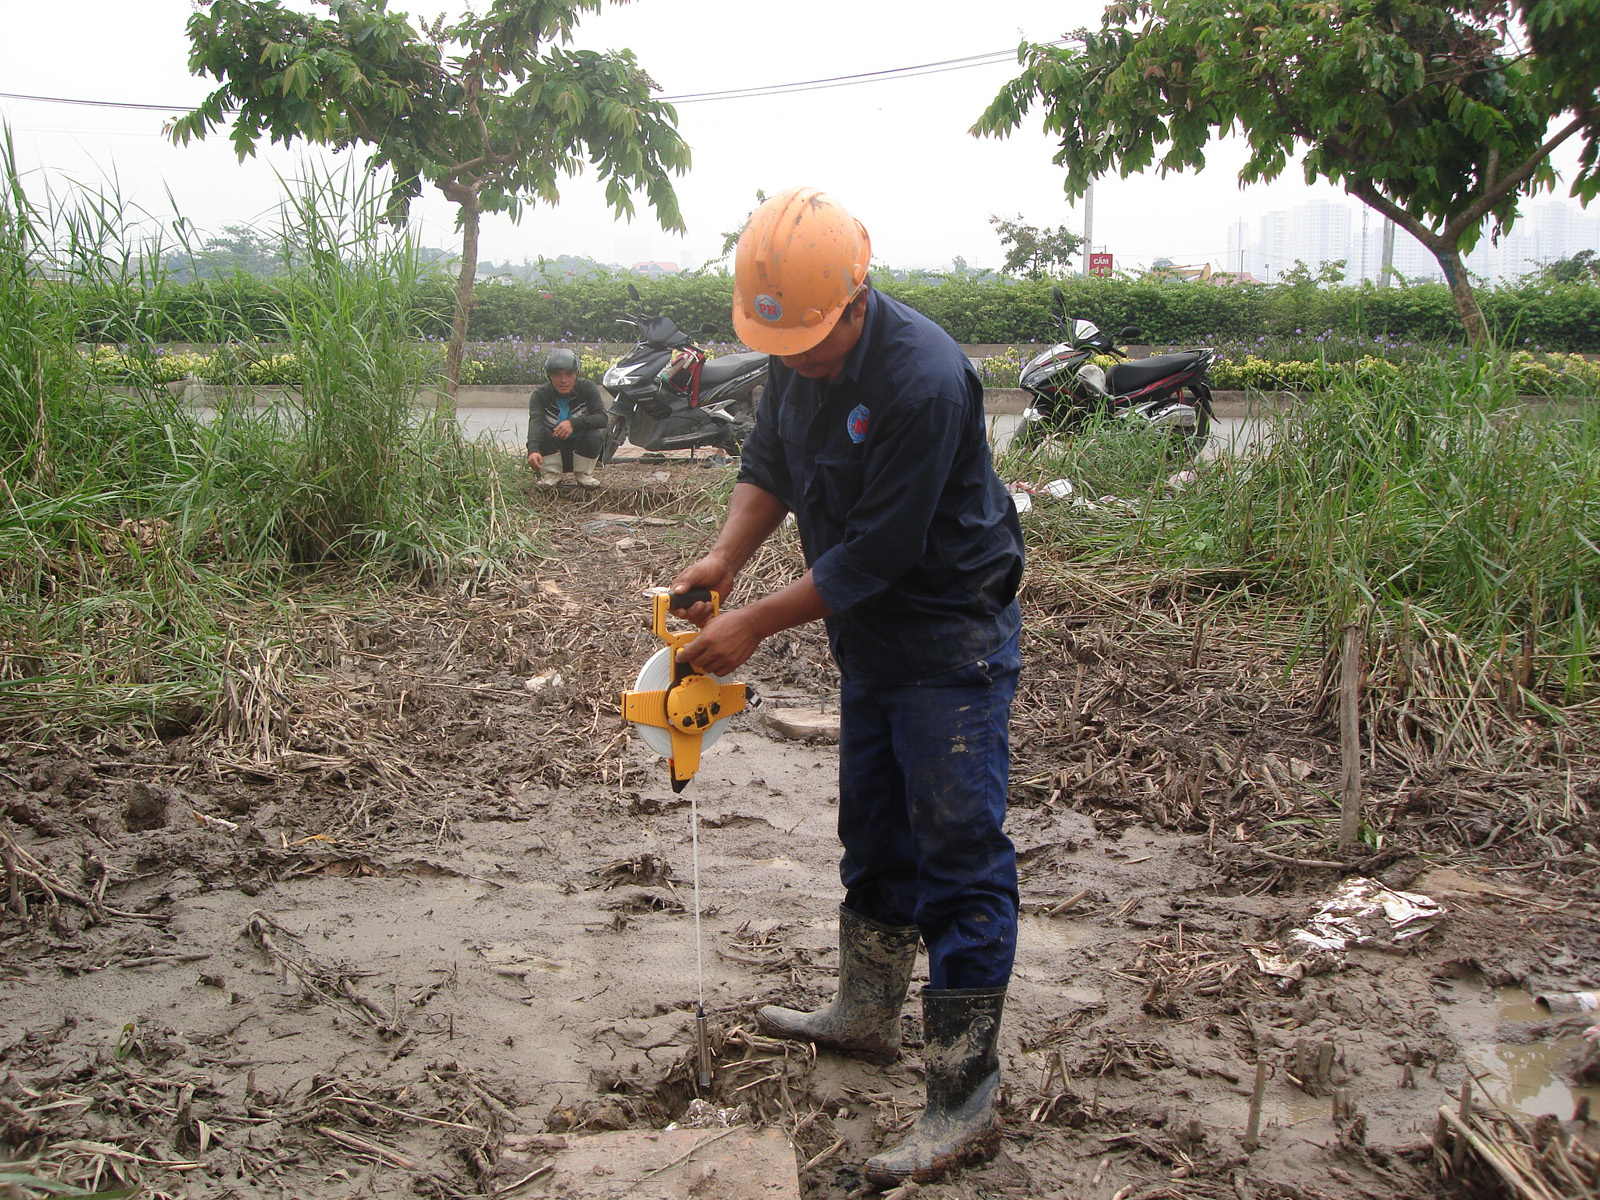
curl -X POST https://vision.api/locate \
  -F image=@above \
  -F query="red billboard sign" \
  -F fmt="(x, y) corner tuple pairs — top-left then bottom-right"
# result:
(1088, 252), (1114, 277)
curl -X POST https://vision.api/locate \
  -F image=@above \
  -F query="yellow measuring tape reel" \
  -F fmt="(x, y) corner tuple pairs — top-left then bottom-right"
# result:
(621, 589), (748, 792)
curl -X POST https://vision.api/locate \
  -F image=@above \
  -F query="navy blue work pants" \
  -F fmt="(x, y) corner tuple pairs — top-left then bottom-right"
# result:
(836, 629), (1021, 990)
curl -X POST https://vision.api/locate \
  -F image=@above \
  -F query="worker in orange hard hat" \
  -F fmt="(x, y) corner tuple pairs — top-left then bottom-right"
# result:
(730, 186), (872, 359)
(672, 186), (1025, 1187)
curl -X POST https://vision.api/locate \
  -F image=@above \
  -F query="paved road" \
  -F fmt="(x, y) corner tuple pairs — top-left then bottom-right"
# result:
(457, 406), (526, 446)
(458, 407), (1270, 458)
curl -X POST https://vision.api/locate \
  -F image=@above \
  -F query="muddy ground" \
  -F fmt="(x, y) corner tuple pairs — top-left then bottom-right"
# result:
(3, 457), (1599, 1200)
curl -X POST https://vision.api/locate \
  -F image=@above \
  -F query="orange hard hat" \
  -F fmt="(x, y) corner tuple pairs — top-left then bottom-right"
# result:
(731, 187), (872, 356)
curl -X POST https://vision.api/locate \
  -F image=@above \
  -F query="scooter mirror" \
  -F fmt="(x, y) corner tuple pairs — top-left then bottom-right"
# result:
(1119, 326), (1143, 342)
(698, 324), (718, 339)
(628, 283), (642, 303)
(1051, 285), (1066, 315)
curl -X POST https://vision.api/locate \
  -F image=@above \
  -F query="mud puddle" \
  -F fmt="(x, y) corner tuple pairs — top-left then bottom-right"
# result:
(1438, 985), (1600, 1122)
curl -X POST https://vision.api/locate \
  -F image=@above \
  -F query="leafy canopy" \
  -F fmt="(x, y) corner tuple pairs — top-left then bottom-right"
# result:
(171, 0), (690, 230)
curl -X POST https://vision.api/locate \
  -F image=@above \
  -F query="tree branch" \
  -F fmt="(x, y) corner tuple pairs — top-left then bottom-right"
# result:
(1442, 109), (1592, 240)
(1346, 178), (1442, 251)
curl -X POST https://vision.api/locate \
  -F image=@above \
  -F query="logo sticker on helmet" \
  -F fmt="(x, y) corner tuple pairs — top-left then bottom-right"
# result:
(753, 293), (783, 322)
(847, 404), (870, 443)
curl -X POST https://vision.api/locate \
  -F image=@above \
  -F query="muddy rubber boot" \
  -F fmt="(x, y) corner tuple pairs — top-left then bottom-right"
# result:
(536, 459), (562, 488)
(864, 987), (1006, 1186)
(757, 906), (919, 1064)
(571, 454), (601, 489)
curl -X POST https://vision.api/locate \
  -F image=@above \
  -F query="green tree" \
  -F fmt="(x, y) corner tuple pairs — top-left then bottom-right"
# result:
(1279, 259), (1349, 288)
(973, 0), (1600, 346)
(1539, 249), (1600, 284)
(988, 213), (1084, 279)
(171, 0), (690, 402)
(165, 223), (287, 281)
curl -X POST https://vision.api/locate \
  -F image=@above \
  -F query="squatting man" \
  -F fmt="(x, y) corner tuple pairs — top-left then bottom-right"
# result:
(671, 186), (1026, 1187)
(527, 347), (608, 489)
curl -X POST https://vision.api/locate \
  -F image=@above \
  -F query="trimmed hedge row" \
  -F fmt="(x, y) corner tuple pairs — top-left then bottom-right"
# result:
(85, 344), (613, 389)
(86, 345), (1600, 397)
(64, 271), (1600, 353)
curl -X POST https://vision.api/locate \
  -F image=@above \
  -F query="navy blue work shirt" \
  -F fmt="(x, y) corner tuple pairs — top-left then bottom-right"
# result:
(737, 287), (1024, 684)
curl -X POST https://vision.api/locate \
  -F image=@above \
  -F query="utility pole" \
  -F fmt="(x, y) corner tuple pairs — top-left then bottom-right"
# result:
(1081, 183), (1095, 276)
(1379, 218), (1396, 288)
(1360, 208), (1370, 283)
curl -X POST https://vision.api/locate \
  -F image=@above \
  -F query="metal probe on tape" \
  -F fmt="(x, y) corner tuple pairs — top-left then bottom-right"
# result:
(619, 588), (755, 1090)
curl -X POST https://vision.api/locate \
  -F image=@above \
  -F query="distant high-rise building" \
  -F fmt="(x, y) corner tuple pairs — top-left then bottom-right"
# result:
(1287, 200), (1353, 276)
(1232, 196), (1598, 285)
(1457, 200), (1600, 282)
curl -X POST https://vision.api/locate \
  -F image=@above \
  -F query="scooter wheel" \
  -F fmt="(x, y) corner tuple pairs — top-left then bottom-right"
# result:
(1007, 420), (1049, 454)
(1171, 389), (1212, 458)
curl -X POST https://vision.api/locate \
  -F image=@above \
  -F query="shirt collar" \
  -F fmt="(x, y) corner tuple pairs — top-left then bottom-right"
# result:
(832, 286), (879, 388)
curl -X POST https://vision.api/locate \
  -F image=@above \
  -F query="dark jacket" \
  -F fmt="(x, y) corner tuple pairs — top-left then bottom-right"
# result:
(737, 288), (1024, 684)
(527, 378), (609, 454)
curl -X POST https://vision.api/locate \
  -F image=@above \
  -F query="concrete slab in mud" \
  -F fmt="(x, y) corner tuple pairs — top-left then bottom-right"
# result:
(532, 1126), (799, 1200)
(759, 706), (841, 742)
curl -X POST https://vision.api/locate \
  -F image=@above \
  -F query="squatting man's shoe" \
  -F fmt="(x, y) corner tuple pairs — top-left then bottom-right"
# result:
(571, 454), (602, 489)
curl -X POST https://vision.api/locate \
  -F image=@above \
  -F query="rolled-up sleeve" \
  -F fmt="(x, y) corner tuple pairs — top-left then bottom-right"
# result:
(810, 393), (962, 615)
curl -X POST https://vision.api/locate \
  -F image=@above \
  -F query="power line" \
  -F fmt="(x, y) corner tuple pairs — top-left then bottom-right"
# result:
(0, 91), (193, 113)
(660, 45), (1047, 104)
(0, 42), (1057, 117)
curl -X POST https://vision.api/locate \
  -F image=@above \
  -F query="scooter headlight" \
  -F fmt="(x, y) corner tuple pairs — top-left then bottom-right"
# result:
(1074, 362), (1107, 393)
(603, 362), (641, 390)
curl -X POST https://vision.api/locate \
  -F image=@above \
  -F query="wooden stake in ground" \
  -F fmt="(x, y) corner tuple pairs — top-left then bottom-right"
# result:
(1243, 1057), (1269, 1151)
(1339, 623), (1363, 851)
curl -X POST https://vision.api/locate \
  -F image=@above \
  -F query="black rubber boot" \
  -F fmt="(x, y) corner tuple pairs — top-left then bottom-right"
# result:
(757, 906), (919, 1064)
(864, 986), (1006, 1186)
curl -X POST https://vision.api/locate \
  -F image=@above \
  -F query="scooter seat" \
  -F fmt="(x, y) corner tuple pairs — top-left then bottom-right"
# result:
(1106, 351), (1207, 393)
(699, 351), (768, 387)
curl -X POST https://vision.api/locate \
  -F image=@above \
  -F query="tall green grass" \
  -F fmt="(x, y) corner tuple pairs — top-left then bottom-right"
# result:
(0, 144), (537, 735)
(1003, 356), (1600, 701)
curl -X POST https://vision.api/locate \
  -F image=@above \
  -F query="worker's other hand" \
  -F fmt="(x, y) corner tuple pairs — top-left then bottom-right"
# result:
(527, 451), (543, 469)
(670, 557), (734, 628)
(553, 419), (574, 439)
(676, 609), (760, 677)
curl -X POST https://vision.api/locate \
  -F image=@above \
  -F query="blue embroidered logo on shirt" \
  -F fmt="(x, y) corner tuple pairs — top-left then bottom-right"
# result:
(847, 404), (870, 443)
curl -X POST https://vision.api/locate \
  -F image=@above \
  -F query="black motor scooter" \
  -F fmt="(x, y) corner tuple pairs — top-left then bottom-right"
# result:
(601, 284), (768, 462)
(1012, 286), (1216, 454)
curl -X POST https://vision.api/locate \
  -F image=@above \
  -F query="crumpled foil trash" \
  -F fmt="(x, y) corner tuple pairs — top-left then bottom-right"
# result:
(1247, 876), (1445, 985)
(664, 1098), (750, 1130)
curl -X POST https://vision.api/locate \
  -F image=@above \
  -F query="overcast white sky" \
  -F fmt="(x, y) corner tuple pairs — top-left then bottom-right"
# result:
(0, 0), (1588, 275)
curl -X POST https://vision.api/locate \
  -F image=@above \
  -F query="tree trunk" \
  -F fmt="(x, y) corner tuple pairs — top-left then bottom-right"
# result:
(1349, 186), (1490, 348)
(1432, 242), (1488, 349)
(440, 199), (482, 416)
(1395, 221), (1487, 348)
